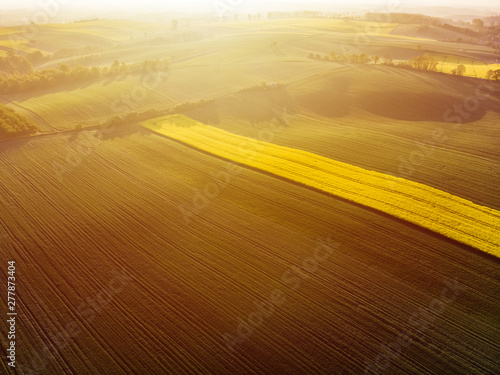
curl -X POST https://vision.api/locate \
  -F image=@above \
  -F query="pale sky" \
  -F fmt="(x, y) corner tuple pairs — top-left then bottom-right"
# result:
(0, 0), (498, 24)
(2, 0), (499, 12)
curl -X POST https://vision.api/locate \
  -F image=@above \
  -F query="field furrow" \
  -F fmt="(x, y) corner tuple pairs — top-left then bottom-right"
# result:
(2, 13), (500, 375)
(1, 128), (499, 374)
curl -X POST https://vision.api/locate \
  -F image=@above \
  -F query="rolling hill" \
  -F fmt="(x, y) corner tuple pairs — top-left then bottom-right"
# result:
(1, 16), (499, 375)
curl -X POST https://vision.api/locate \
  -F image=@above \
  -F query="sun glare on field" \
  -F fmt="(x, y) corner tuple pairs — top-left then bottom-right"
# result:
(1, 1), (499, 374)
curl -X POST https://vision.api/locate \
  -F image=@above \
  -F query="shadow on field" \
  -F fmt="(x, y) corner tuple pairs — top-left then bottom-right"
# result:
(296, 76), (352, 118)
(227, 87), (298, 126)
(359, 91), (473, 122)
(94, 122), (152, 141)
(358, 89), (491, 123)
(184, 102), (222, 126)
(185, 86), (299, 127)
(295, 72), (498, 123)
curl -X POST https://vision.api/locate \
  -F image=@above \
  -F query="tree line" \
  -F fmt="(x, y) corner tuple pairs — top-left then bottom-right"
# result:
(0, 53), (35, 75)
(0, 58), (170, 95)
(0, 104), (37, 138)
(102, 98), (217, 130)
(365, 12), (442, 26)
(0, 46), (106, 76)
(308, 52), (373, 64)
(308, 51), (500, 79)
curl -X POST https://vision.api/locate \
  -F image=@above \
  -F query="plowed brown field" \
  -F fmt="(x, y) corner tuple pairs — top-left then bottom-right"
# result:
(1, 126), (499, 374)
(1, 16), (500, 375)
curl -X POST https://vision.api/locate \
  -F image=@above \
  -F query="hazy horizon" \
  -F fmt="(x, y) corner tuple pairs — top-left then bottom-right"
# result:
(1, 0), (499, 13)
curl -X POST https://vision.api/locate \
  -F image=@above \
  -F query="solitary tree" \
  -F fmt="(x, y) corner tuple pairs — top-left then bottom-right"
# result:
(111, 60), (120, 74)
(472, 18), (484, 29)
(28, 50), (44, 64)
(456, 64), (466, 76)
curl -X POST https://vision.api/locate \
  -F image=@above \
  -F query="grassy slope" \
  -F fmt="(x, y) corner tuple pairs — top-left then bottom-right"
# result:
(0, 20), (167, 53)
(8, 78), (177, 130)
(0, 128), (499, 374)
(390, 24), (476, 42)
(7, 32), (339, 131)
(4, 19), (497, 130)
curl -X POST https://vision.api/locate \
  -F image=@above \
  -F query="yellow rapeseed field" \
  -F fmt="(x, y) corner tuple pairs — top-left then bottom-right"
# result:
(142, 114), (500, 257)
(430, 54), (500, 78)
